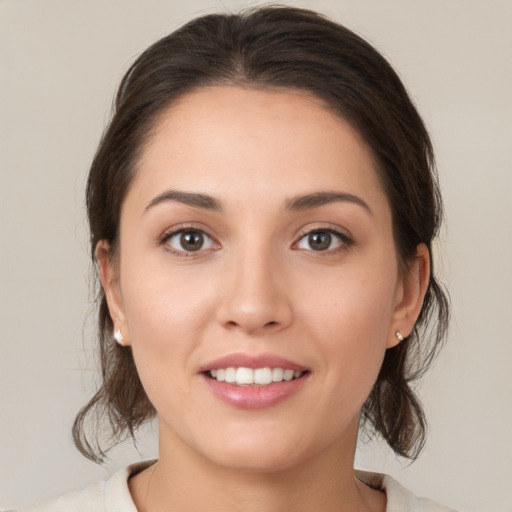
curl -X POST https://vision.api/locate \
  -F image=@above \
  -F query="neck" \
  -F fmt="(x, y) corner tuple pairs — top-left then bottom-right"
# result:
(129, 419), (385, 512)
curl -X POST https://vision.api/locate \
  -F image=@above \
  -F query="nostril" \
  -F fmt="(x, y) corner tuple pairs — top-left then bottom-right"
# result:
(217, 298), (293, 334)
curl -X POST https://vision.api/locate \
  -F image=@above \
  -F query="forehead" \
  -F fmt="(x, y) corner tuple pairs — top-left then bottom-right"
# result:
(129, 86), (386, 212)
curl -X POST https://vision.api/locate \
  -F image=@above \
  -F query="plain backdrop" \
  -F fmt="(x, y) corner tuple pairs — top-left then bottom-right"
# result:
(1, 1), (511, 510)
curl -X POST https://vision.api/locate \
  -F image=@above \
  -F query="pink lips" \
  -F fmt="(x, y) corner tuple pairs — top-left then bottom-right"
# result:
(200, 353), (309, 409)
(200, 353), (308, 373)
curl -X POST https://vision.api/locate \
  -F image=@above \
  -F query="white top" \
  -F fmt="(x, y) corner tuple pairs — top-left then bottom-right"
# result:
(12, 461), (456, 512)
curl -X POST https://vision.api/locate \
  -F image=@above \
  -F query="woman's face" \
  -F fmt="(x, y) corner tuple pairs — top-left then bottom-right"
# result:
(102, 86), (424, 472)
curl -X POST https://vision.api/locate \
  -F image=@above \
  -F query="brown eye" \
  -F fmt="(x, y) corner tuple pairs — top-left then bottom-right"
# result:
(308, 232), (332, 251)
(296, 229), (346, 252)
(180, 231), (204, 251)
(165, 229), (215, 253)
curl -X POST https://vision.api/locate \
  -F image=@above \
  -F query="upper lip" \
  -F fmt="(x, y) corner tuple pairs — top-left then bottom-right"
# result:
(199, 353), (308, 373)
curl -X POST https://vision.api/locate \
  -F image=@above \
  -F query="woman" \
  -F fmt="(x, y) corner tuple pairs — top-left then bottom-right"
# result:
(19, 6), (452, 511)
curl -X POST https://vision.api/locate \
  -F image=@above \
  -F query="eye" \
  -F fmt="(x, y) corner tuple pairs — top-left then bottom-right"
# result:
(163, 229), (216, 254)
(295, 229), (347, 252)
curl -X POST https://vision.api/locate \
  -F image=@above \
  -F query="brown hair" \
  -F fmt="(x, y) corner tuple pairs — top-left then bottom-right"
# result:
(73, 5), (449, 463)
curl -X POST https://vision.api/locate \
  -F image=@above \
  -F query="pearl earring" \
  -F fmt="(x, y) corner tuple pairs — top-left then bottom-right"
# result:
(114, 329), (125, 346)
(395, 331), (404, 342)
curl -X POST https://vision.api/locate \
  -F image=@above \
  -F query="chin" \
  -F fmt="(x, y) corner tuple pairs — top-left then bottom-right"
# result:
(193, 425), (321, 474)
(207, 446), (306, 474)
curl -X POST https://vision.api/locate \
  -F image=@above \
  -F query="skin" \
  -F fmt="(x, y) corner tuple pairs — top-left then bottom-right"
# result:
(98, 86), (429, 512)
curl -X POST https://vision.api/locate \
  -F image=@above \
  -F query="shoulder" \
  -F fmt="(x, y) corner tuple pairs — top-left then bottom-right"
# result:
(356, 470), (457, 512)
(13, 479), (109, 512)
(13, 460), (155, 512)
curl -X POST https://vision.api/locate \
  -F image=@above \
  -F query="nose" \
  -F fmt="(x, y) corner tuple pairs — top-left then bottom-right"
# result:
(216, 246), (294, 335)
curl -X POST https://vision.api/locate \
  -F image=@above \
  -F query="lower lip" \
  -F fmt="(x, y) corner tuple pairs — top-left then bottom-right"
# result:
(201, 374), (308, 409)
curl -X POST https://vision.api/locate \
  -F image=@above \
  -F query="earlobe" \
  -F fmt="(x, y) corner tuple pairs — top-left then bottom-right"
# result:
(96, 240), (129, 346)
(387, 244), (430, 348)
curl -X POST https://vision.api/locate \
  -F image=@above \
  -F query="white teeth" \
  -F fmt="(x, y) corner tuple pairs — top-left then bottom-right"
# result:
(225, 367), (236, 383)
(209, 367), (304, 385)
(272, 367), (284, 382)
(236, 367), (254, 385)
(254, 367), (273, 385)
(283, 369), (294, 381)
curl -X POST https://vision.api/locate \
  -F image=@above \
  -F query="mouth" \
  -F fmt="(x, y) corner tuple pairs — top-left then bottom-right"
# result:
(205, 367), (308, 386)
(200, 353), (310, 408)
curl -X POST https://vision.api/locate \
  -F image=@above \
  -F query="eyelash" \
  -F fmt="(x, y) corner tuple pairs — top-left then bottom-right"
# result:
(158, 224), (353, 257)
(293, 225), (353, 254)
(159, 226), (218, 257)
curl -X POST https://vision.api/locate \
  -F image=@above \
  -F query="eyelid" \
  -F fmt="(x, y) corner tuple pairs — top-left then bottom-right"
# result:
(157, 222), (352, 256)
(292, 223), (353, 252)
(158, 224), (220, 256)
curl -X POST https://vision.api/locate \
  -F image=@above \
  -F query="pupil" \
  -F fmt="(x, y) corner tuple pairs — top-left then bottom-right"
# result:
(181, 231), (203, 251)
(309, 232), (331, 251)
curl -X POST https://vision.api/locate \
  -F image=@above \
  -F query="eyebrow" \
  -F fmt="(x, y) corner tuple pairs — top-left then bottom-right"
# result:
(284, 191), (373, 216)
(143, 189), (372, 216)
(144, 190), (222, 213)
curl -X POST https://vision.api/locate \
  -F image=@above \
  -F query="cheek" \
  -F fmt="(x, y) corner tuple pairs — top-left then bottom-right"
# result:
(298, 262), (397, 342)
(118, 255), (222, 402)
(295, 258), (398, 393)
(121, 251), (215, 338)
(119, 266), (213, 416)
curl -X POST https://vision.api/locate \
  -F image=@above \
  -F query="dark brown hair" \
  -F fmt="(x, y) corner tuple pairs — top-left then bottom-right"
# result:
(73, 5), (449, 463)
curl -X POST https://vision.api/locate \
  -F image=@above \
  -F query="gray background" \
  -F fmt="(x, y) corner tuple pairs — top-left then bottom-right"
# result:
(1, 1), (511, 510)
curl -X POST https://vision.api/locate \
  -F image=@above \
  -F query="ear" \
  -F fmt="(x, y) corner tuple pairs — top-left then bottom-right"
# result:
(96, 240), (130, 346)
(387, 243), (430, 348)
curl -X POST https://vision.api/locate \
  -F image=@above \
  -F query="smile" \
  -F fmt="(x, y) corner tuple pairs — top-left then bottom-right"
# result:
(200, 353), (309, 408)
(208, 367), (305, 386)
